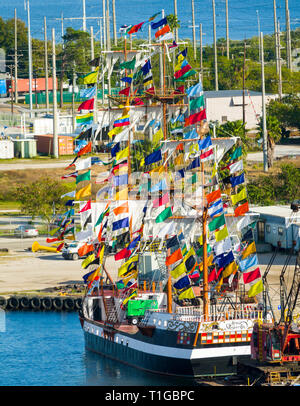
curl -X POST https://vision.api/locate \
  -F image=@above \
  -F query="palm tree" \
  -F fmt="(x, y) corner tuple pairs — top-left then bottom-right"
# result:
(212, 120), (250, 156)
(257, 115), (282, 168)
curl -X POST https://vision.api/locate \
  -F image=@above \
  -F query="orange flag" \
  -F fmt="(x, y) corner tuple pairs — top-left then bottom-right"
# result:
(234, 201), (249, 217)
(78, 243), (94, 257)
(206, 189), (221, 204)
(166, 248), (183, 266)
(155, 24), (171, 38)
(113, 201), (129, 216)
(77, 142), (92, 157)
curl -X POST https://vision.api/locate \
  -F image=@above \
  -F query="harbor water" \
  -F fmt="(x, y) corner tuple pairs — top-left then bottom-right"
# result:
(0, 310), (199, 386)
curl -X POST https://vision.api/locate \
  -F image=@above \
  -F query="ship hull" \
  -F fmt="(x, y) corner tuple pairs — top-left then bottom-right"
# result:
(82, 318), (251, 378)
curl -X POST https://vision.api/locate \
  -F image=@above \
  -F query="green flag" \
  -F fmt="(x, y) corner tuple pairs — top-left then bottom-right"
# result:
(95, 206), (109, 227)
(189, 95), (205, 110)
(230, 146), (242, 161)
(120, 57), (136, 70)
(208, 213), (226, 232)
(155, 206), (173, 223)
(76, 170), (91, 184)
(174, 69), (196, 82)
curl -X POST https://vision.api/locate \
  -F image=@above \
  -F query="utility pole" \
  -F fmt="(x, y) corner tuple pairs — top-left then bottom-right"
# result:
(102, 0), (107, 50)
(82, 0), (87, 32)
(90, 26), (95, 64)
(14, 8), (18, 105)
(256, 10), (261, 62)
(191, 0), (197, 61)
(242, 39), (246, 127)
(72, 62), (76, 132)
(106, 0), (111, 51)
(8, 65), (14, 114)
(212, 0), (218, 91)
(44, 16), (49, 112)
(225, 0), (229, 59)
(159, 9), (165, 90)
(52, 28), (59, 159)
(261, 32), (268, 173)
(273, 0), (279, 75)
(27, 0), (33, 118)
(173, 0), (178, 43)
(112, 0), (117, 46)
(285, 0), (292, 71)
(277, 20), (283, 99)
(200, 23), (203, 82)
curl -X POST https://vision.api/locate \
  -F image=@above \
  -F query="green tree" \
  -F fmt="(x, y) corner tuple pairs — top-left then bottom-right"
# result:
(257, 115), (282, 168)
(17, 177), (69, 224)
(213, 120), (250, 156)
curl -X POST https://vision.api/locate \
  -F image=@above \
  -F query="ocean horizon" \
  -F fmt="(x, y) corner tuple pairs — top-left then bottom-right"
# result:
(1, 0), (300, 46)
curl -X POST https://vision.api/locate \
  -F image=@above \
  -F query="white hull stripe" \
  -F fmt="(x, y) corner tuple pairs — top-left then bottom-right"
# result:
(83, 321), (250, 360)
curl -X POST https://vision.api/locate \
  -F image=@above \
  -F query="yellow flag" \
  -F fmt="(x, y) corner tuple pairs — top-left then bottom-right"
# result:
(242, 241), (256, 259)
(116, 146), (129, 161)
(122, 270), (138, 286)
(75, 183), (91, 200)
(222, 261), (238, 278)
(118, 254), (139, 277)
(108, 127), (122, 138)
(88, 266), (101, 282)
(231, 187), (247, 205)
(175, 54), (185, 71)
(212, 162), (217, 178)
(178, 287), (195, 300)
(115, 187), (128, 201)
(83, 67), (99, 84)
(215, 277), (223, 292)
(170, 261), (186, 279)
(248, 279), (263, 298)
(215, 226), (229, 242)
(153, 128), (163, 144)
(99, 245), (105, 264)
(150, 165), (164, 174)
(174, 153), (184, 166)
(81, 253), (95, 269)
(50, 226), (60, 236)
(199, 254), (214, 271)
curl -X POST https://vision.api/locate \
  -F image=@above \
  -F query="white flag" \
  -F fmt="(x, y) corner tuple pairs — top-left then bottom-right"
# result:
(61, 190), (76, 199)
(236, 214), (252, 231)
(212, 237), (232, 256)
(75, 157), (91, 171)
(229, 159), (243, 174)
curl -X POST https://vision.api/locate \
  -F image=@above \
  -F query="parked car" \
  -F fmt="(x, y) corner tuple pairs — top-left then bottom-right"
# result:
(61, 241), (85, 260)
(14, 225), (39, 238)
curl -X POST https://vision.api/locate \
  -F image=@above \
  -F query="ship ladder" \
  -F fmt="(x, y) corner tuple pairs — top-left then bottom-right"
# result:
(258, 326), (264, 361)
(154, 250), (168, 280)
(268, 371), (281, 385)
(105, 297), (119, 325)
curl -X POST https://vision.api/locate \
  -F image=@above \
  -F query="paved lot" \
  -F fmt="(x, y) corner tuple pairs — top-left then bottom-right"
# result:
(247, 144), (300, 161)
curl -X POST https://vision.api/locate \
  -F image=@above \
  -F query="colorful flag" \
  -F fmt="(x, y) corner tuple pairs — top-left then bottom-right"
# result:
(152, 192), (170, 208)
(78, 98), (94, 111)
(119, 87), (131, 97)
(243, 267), (261, 284)
(76, 169), (91, 184)
(234, 201), (249, 217)
(178, 287), (195, 300)
(116, 146), (129, 161)
(112, 217), (129, 231)
(151, 17), (167, 30)
(155, 206), (173, 223)
(247, 279), (263, 297)
(200, 147), (214, 162)
(229, 146), (242, 161)
(78, 200), (91, 213)
(208, 199), (223, 218)
(230, 173), (245, 187)
(75, 183), (91, 200)
(174, 62), (193, 79)
(120, 57), (136, 70)
(242, 241), (256, 259)
(239, 254), (258, 272)
(81, 253), (96, 269)
(145, 149), (162, 166)
(114, 247), (132, 261)
(118, 255), (139, 274)
(176, 48), (188, 59)
(121, 74), (133, 84)
(208, 213), (226, 232)
(214, 251), (235, 269)
(228, 159), (243, 174)
(77, 142), (92, 157)
(206, 189), (221, 205)
(83, 68), (98, 85)
(222, 261), (238, 279)
(61, 171), (78, 179)
(78, 243), (94, 257)
(231, 187), (247, 205)
(174, 275), (190, 290)
(198, 135), (212, 150)
(215, 226), (229, 242)
(113, 201), (129, 216)
(128, 22), (145, 35)
(76, 112), (93, 125)
(166, 247), (183, 266)
(114, 115), (130, 127)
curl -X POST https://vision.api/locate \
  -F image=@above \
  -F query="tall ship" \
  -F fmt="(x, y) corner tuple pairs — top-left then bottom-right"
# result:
(53, 12), (273, 378)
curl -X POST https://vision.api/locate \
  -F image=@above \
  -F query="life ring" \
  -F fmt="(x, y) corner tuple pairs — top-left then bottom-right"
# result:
(52, 297), (63, 310)
(30, 297), (41, 310)
(20, 296), (30, 309)
(64, 297), (75, 311)
(41, 297), (52, 311)
(8, 296), (19, 310)
(0, 296), (7, 310)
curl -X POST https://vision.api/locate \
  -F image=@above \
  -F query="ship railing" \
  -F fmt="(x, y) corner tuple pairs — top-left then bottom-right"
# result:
(174, 306), (263, 322)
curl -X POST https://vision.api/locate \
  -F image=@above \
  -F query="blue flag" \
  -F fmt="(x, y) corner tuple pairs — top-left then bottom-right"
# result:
(186, 157), (200, 171)
(128, 235), (141, 250)
(214, 251), (234, 269)
(230, 173), (245, 187)
(113, 174), (128, 187)
(112, 217), (129, 231)
(111, 142), (120, 158)
(151, 17), (167, 30)
(239, 254), (258, 272)
(174, 275), (190, 290)
(141, 60), (151, 75)
(198, 135), (212, 150)
(145, 149), (162, 166)
(150, 178), (167, 193)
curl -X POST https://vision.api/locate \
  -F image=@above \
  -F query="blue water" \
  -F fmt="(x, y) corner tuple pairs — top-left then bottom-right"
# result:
(1, 0), (300, 45)
(0, 311), (199, 386)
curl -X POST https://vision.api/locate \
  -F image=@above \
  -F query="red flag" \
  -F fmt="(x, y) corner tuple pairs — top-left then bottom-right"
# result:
(166, 248), (183, 266)
(46, 237), (63, 243)
(234, 201), (249, 217)
(78, 200), (91, 213)
(208, 268), (217, 282)
(155, 24), (171, 38)
(77, 142), (92, 157)
(243, 267), (261, 284)
(114, 248), (132, 261)
(206, 189), (221, 204)
(128, 22), (144, 34)
(78, 98), (94, 111)
(78, 243), (94, 257)
(188, 110), (207, 125)
(56, 242), (64, 252)
(119, 87), (130, 96)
